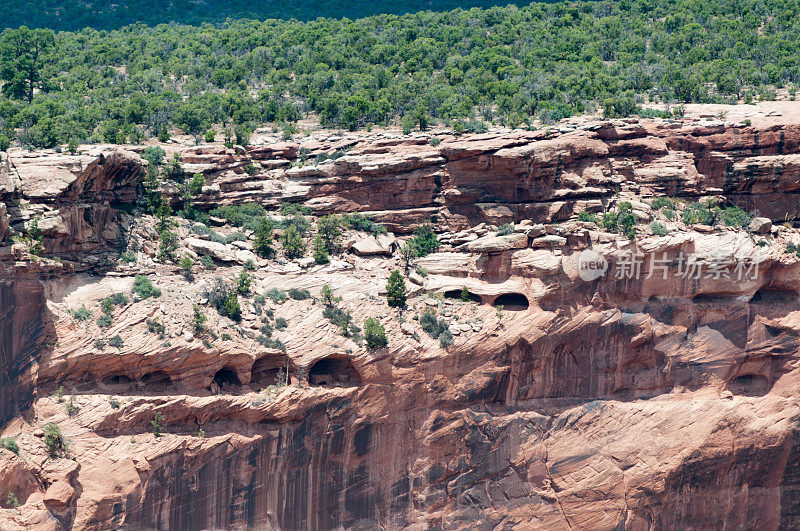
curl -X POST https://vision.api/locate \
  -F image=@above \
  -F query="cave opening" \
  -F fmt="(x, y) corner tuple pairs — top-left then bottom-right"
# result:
(727, 374), (770, 397)
(750, 286), (798, 303)
(443, 289), (482, 303)
(101, 374), (133, 391)
(308, 356), (362, 387)
(141, 371), (171, 391)
(212, 367), (241, 392)
(692, 293), (732, 304)
(493, 293), (529, 310)
(251, 355), (290, 388)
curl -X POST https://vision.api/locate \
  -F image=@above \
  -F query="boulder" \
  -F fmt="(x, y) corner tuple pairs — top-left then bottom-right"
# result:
(235, 249), (259, 265)
(530, 235), (567, 249)
(185, 238), (236, 262)
(748, 217), (772, 234)
(461, 233), (528, 253)
(352, 234), (395, 256)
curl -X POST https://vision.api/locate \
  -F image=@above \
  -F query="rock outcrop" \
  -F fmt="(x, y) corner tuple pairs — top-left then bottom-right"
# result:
(1, 116), (799, 530)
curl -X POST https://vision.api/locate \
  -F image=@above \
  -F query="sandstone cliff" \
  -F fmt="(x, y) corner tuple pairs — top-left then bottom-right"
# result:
(0, 116), (798, 529)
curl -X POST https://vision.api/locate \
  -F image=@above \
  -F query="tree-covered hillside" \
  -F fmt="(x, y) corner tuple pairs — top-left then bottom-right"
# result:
(1, 0), (799, 150)
(1, 0), (530, 31)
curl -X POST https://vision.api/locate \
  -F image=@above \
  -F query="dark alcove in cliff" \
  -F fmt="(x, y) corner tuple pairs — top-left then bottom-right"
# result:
(308, 356), (362, 387)
(750, 286), (798, 304)
(101, 374), (134, 392)
(493, 293), (529, 310)
(212, 367), (241, 392)
(141, 371), (171, 392)
(251, 355), (289, 388)
(727, 373), (771, 397)
(444, 289), (482, 303)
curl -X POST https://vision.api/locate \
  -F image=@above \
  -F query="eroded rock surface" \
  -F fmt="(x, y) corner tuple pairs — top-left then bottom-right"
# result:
(1, 117), (799, 530)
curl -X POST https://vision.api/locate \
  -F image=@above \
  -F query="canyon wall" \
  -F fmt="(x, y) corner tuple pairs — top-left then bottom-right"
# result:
(0, 117), (798, 529)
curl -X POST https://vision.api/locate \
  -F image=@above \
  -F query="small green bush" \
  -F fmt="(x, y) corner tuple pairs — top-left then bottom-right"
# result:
(281, 225), (306, 258)
(66, 396), (79, 416)
(209, 203), (266, 231)
(257, 335), (287, 350)
(385, 270), (407, 308)
(577, 211), (597, 224)
(120, 250), (136, 264)
(323, 306), (353, 336)
(97, 314), (113, 328)
(0, 437), (19, 454)
(199, 255), (216, 269)
(236, 271), (252, 295)
(108, 335), (124, 348)
(650, 221), (669, 236)
(280, 203), (311, 216)
(178, 255), (194, 280)
(343, 213), (387, 236)
(601, 210), (618, 230)
(101, 296), (115, 314)
(43, 423), (67, 458)
(288, 288), (311, 300)
(158, 230), (178, 261)
(420, 309), (448, 339)
(720, 205), (751, 227)
(222, 293), (241, 321)
(321, 284), (340, 308)
(142, 146), (166, 166)
(191, 306), (207, 331)
(253, 294), (265, 314)
(316, 214), (343, 253)
(409, 223), (439, 257)
(189, 173), (205, 195)
(313, 234), (330, 264)
(439, 329), (454, 348)
(496, 223), (515, 236)
(253, 217), (275, 258)
(71, 306), (92, 321)
(364, 317), (387, 349)
(266, 288), (287, 303)
(5, 491), (19, 509)
(205, 278), (241, 321)
(682, 201), (716, 225)
(133, 275), (161, 299)
(274, 317), (288, 329)
(280, 212), (310, 235)
(147, 319), (166, 338)
(650, 197), (676, 210)
(151, 412), (164, 437)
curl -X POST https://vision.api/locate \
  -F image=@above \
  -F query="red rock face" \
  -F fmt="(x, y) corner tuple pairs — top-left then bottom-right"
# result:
(0, 274), (47, 425)
(1, 121), (799, 529)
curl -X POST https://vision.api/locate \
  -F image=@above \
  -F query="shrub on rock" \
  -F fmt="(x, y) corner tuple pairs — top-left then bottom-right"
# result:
(364, 317), (387, 349)
(385, 270), (407, 308)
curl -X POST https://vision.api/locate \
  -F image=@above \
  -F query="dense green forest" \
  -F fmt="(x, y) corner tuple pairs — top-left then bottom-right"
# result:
(3, 1), (531, 32)
(1, 0), (799, 149)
